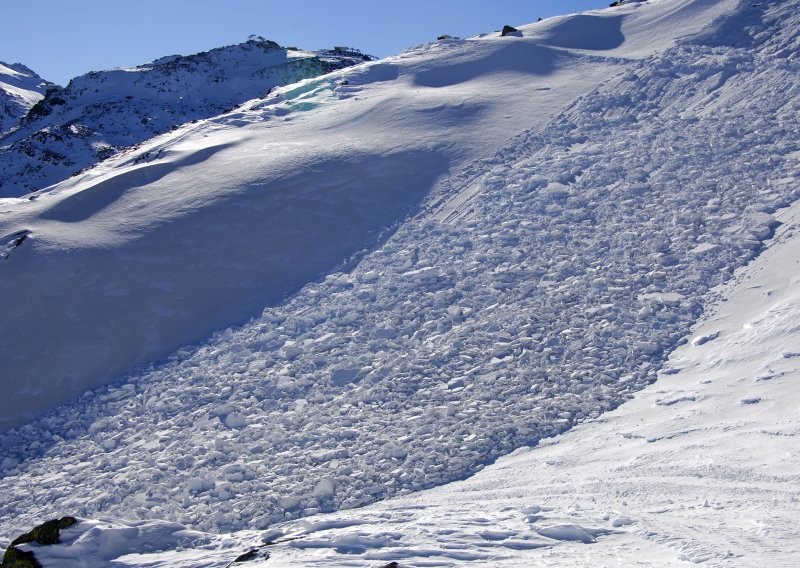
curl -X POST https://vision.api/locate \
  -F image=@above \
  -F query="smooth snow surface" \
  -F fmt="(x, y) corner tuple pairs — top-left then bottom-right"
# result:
(1, 1), (799, 566)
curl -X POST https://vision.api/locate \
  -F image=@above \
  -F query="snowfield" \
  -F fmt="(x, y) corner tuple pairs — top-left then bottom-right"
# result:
(29, 195), (797, 567)
(1, 0), (799, 566)
(0, 0), (741, 431)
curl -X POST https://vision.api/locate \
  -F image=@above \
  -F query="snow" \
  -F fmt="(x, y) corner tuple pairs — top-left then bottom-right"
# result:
(1, 0), (799, 566)
(0, 6), (602, 427)
(27, 168), (796, 568)
(0, 61), (50, 135)
(0, 0), (766, 431)
(0, 39), (368, 196)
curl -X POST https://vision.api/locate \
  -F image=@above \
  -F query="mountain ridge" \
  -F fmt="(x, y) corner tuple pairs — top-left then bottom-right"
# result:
(0, 38), (371, 197)
(0, 61), (51, 136)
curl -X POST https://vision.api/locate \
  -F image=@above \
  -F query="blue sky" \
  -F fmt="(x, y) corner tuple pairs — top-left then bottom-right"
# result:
(2, 1), (611, 85)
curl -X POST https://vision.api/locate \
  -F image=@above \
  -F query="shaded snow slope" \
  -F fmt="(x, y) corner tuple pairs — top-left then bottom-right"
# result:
(0, 38), (368, 197)
(1, 0), (797, 546)
(0, 62), (50, 136)
(0, 0), (738, 430)
(9, 108), (800, 568)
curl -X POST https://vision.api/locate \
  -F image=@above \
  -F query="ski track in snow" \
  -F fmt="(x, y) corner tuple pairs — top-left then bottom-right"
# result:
(1, 1), (799, 565)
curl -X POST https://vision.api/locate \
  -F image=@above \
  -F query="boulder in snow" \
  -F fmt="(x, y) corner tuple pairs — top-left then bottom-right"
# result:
(501, 25), (521, 37)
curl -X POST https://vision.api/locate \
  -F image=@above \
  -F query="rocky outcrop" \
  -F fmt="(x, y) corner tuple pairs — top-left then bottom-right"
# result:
(1, 517), (77, 568)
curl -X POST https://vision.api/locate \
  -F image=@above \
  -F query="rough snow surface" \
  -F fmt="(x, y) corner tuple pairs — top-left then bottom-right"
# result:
(1, 1), (799, 566)
(11, 152), (800, 568)
(241, 196), (800, 568)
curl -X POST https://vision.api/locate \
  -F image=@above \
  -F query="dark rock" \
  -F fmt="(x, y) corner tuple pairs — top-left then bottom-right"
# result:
(24, 100), (51, 120)
(11, 231), (29, 249)
(231, 549), (269, 564)
(501, 25), (520, 37)
(10, 517), (78, 547)
(1, 547), (42, 568)
(2, 518), (77, 568)
(381, 563), (400, 568)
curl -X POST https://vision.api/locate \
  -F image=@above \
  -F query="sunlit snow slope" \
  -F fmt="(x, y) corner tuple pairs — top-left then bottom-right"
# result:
(1, 1), (798, 564)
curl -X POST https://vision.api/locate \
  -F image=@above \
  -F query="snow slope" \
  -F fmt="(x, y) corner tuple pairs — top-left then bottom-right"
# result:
(0, 0), (738, 430)
(0, 61), (50, 135)
(20, 191), (799, 567)
(1, 0), (798, 563)
(239, 200), (800, 568)
(0, 38), (369, 197)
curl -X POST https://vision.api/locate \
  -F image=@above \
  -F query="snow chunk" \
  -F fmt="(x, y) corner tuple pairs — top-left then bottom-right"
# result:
(312, 478), (336, 500)
(638, 292), (685, 305)
(537, 524), (596, 543)
(691, 331), (719, 346)
(187, 477), (215, 493)
(224, 413), (247, 429)
(330, 368), (363, 387)
(690, 242), (718, 255)
(544, 182), (570, 200)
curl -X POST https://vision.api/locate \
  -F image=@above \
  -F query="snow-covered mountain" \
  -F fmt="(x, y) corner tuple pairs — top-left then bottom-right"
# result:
(0, 38), (370, 197)
(1, 0), (799, 566)
(0, 61), (51, 136)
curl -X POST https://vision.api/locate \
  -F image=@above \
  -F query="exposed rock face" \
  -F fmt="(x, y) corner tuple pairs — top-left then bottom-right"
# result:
(0, 39), (371, 197)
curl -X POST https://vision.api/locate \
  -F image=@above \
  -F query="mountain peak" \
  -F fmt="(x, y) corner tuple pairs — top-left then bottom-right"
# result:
(0, 61), (52, 135)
